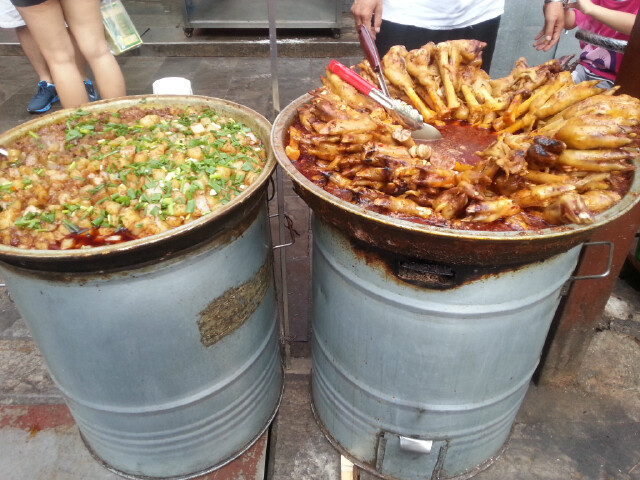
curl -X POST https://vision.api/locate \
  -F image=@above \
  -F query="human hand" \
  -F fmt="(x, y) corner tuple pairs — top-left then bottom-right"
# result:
(533, 2), (566, 51)
(566, 0), (594, 15)
(351, 0), (383, 39)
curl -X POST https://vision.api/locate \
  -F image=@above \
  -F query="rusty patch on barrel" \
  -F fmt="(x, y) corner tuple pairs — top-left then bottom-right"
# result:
(198, 262), (270, 346)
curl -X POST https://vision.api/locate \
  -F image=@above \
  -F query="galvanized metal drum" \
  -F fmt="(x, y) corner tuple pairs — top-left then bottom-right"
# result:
(0, 95), (283, 479)
(310, 216), (581, 479)
(271, 94), (640, 480)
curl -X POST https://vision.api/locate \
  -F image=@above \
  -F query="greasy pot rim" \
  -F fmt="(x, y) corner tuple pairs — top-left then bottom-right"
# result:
(272, 93), (640, 244)
(0, 94), (276, 262)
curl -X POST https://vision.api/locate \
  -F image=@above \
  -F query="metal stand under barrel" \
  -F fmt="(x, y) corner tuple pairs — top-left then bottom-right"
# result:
(266, 0), (293, 370)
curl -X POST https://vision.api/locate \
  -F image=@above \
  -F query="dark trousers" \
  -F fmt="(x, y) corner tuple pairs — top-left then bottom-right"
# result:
(375, 16), (502, 73)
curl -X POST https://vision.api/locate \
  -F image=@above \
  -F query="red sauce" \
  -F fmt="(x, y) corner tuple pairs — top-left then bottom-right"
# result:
(49, 228), (138, 250)
(427, 122), (496, 166)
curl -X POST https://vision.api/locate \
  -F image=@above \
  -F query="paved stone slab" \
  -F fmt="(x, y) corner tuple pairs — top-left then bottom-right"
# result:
(0, 288), (20, 333)
(271, 331), (640, 480)
(0, 336), (61, 406)
(313, 377), (640, 480)
(0, 404), (268, 480)
(268, 359), (340, 480)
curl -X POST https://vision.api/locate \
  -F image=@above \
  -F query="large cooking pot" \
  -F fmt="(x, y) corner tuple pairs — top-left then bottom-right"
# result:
(271, 93), (639, 480)
(0, 94), (276, 272)
(0, 95), (283, 479)
(271, 94), (640, 267)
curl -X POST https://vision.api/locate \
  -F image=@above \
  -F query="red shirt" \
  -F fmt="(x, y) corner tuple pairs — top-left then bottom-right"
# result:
(574, 0), (640, 81)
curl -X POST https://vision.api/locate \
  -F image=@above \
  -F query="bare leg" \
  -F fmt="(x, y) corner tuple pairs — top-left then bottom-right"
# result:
(69, 33), (88, 78)
(16, 0), (88, 108)
(61, 0), (126, 100)
(16, 24), (86, 85)
(15, 25), (52, 84)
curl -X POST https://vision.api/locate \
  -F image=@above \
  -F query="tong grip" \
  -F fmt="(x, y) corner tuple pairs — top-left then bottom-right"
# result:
(357, 25), (383, 73)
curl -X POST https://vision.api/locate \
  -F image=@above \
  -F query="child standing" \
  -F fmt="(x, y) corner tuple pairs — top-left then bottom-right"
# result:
(564, 0), (639, 88)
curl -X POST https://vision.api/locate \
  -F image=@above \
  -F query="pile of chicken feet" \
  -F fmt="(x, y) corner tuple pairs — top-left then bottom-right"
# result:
(285, 39), (640, 230)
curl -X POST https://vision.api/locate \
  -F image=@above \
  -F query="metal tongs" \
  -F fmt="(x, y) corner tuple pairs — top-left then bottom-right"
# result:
(357, 24), (390, 97)
(327, 60), (441, 140)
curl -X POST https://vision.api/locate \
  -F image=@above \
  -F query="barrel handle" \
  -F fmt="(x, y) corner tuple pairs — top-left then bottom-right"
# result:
(568, 241), (614, 281)
(269, 212), (297, 249)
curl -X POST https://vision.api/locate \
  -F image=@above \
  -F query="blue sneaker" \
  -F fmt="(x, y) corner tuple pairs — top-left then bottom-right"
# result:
(27, 81), (59, 113)
(84, 79), (99, 102)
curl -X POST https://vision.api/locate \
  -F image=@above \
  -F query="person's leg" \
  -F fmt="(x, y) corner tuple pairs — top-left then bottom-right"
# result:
(375, 20), (414, 57)
(571, 64), (589, 84)
(15, 25), (52, 82)
(14, 9), (86, 84)
(577, 65), (615, 90)
(415, 28), (464, 46)
(17, 24), (61, 113)
(68, 32), (87, 77)
(68, 32), (98, 101)
(374, 18), (500, 66)
(60, 0), (125, 100)
(16, 0), (88, 108)
(375, 20), (455, 56)
(16, 24), (61, 113)
(377, 16), (501, 72)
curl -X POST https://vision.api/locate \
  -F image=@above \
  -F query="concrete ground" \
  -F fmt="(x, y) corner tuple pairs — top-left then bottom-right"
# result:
(1, 1), (640, 479)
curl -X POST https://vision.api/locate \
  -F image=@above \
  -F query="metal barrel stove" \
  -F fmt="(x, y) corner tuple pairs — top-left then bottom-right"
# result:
(272, 94), (640, 480)
(310, 217), (580, 479)
(0, 96), (283, 479)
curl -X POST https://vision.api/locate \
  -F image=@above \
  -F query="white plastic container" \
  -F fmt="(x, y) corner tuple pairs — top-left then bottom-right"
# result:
(152, 77), (193, 95)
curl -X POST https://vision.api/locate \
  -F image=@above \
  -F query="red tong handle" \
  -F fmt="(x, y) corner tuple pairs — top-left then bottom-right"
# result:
(328, 60), (376, 96)
(357, 25), (383, 74)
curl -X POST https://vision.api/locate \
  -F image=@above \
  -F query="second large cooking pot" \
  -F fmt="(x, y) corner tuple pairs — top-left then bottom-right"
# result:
(271, 93), (639, 480)
(271, 94), (640, 268)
